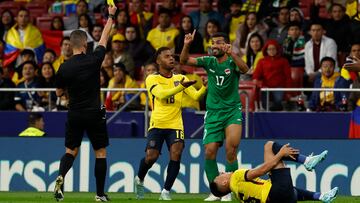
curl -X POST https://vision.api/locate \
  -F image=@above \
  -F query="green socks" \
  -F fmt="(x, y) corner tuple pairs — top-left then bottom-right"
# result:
(225, 160), (238, 172)
(205, 159), (219, 182)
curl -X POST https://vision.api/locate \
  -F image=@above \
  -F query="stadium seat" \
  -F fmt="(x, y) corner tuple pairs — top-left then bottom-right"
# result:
(0, 2), (20, 16)
(239, 81), (258, 112)
(36, 16), (53, 30)
(291, 67), (304, 96)
(129, 2), (152, 12)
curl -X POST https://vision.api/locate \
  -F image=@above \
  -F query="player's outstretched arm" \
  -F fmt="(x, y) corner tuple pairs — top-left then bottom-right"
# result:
(221, 44), (249, 73)
(246, 144), (299, 180)
(180, 30), (199, 66)
(98, 5), (117, 48)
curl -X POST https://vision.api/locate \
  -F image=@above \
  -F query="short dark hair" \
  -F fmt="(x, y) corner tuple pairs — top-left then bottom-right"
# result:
(60, 36), (70, 46)
(209, 182), (228, 198)
(28, 113), (43, 126)
(44, 48), (56, 57)
(70, 30), (87, 49)
(310, 20), (324, 29)
(154, 47), (171, 61)
(320, 56), (336, 67)
(158, 7), (172, 16)
(113, 62), (127, 74)
(288, 21), (302, 29)
(21, 49), (35, 58)
(330, 3), (345, 12)
(93, 23), (104, 30)
(77, 0), (88, 8)
(211, 32), (230, 43)
(18, 7), (29, 15)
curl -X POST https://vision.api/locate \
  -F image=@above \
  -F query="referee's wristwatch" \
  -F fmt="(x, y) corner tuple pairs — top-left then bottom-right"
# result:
(108, 14), (115, 20)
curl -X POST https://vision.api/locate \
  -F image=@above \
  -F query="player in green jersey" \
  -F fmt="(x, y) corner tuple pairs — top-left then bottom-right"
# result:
(180, 30), (249, 201)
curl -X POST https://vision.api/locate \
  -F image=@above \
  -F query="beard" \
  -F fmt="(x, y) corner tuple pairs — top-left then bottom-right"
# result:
(210, 48), (225, 58)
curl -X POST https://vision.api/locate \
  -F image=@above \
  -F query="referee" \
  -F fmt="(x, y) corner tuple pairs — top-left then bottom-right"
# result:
(53, 5), (117, 202)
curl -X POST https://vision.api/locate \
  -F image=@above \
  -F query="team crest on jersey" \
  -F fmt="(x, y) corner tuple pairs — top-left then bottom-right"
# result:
(174, 81), (180, 86)
(224, 68), (231, 75)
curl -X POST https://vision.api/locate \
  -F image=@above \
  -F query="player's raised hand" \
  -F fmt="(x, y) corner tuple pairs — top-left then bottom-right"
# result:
(279, 143), (299, 159)
(184, 29), (196, 46)
(180, 77), (197, 88)
(201, 76), (208, 87)
(221, 43), (233, 55)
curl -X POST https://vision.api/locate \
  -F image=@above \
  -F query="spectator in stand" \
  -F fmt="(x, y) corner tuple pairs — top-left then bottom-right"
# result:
(64, 0), (94, 30)
(304, 22), (337, 85)
(42, 49), (57, 64)
(203, 19), (221, 53)
(53, 37), (73, 72)
(14, 61), (41, 112)
(50, 16), (65, 31)
(153, 0), (184, 28)
(311, 2), (352, 66)
(341, 43), (360, 84)
(282, 21), (305, 67)
(105, 62), (139, 111)
(241, 33), (264, 80)
(308, 57), (344, 112)
(224, 0), (245, 43)
(253, 39), (292, 111)
(350, 1), (360, 45)
(268, 7), (290, 44)
(111, 33), (135, 78)
(130, 0), (154, 39)
(88, 24), (103, 53)
(260, 0), (298, 19)
(78, 13), (93, 34)
(4, 8), (45, 67)
(100, 68), (110, 106)
(139, 63), (158, 109)
(38, 62), (57, 110)
(0, 10), (15, 41)
(147, 8), (179, 50)
(189, 0), (224, 38)
(175, 15), (204, 54)
(233, 12), (268, 56)
(18, 112), (45, 137)
(289, 7), (310, 40)
(125, 25), (155, 79)
(111, 9), (131, 36)
(12, 49), (36, 86)
(101, 51), (114, 78)
(0, 66), (15, 110)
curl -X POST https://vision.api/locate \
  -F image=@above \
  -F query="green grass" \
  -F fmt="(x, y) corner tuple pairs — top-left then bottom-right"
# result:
(0, 192), (358, 203)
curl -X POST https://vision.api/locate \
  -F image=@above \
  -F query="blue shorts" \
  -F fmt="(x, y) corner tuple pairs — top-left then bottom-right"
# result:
(145, 128), (184, 153)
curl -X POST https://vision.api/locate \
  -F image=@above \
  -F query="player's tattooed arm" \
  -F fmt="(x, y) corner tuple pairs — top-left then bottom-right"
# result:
(221, 44), (249, 74)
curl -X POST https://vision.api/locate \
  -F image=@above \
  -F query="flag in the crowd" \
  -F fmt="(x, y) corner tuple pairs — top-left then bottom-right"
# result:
(349, 106), (360, 138)
(4, 24), (46, 67)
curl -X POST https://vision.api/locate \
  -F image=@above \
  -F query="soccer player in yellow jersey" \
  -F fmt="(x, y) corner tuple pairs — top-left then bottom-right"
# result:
(210, 141), (338, 203)
(134, 47), (207, 200)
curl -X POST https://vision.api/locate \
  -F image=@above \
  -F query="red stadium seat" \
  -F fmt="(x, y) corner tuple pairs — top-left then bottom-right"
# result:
(291, 67), (304, 96)
(239, 80), (262, 112)
(36, 16), (53, 30)
(129, 2), (152, 12)
(0, 2), (20, 16)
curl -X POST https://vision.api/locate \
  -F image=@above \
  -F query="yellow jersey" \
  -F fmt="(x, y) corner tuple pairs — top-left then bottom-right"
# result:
(146, 26), (179, 50)
(146, 73), (206, 131)
(230, 169), (272, 203)
(181, 73), (203, 110)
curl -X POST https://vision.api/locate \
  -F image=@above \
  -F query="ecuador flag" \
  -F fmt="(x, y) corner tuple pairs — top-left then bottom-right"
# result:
(3, 24), (45, 67)
(349, 105), (360, 138)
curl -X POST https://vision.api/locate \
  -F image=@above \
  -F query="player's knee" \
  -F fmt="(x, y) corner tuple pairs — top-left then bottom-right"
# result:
(95, 148), (107, 158)
(146, 150), (159, 163)
(226, 148), (237, 162)
(170, 150), (183, 160)
(66, 147), (79, 157)
(205, 147), (217, 159)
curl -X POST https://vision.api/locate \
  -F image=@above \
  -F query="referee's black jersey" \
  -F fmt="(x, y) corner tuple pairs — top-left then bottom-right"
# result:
(56, 45), (106, 112)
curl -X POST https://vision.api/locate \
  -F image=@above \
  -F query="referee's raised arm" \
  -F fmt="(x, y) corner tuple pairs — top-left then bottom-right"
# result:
(98, 5), (117, 48)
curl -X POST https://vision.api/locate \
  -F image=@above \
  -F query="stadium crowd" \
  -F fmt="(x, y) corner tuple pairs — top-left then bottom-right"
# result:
(0, 0), (360, 112)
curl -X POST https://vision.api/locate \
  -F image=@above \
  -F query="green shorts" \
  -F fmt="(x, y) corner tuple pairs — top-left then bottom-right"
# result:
(202, 107), (242, 145)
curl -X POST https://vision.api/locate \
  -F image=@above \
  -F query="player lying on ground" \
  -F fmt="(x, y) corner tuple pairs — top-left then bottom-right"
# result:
(210, 141), (338, 203)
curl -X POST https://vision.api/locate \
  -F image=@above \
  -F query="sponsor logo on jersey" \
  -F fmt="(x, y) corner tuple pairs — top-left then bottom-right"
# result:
(225, 68), (231, 75)
(209, 69), (215, 73)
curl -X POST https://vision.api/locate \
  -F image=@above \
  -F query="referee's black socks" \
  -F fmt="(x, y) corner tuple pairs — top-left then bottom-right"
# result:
(95, 158), (107, 196)
(164, 160), (180, 191)
(59, 153), (75, 178)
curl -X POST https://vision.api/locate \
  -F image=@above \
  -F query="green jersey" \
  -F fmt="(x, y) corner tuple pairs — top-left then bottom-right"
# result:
(196, 55), (241, 111)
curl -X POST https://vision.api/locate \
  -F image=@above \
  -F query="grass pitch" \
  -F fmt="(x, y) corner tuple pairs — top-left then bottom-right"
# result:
(0, 192), (359, 203)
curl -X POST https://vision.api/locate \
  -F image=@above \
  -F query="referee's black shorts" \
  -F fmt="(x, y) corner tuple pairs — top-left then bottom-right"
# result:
(65, 109), (109, 150)
(268, 168), (297, 203)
